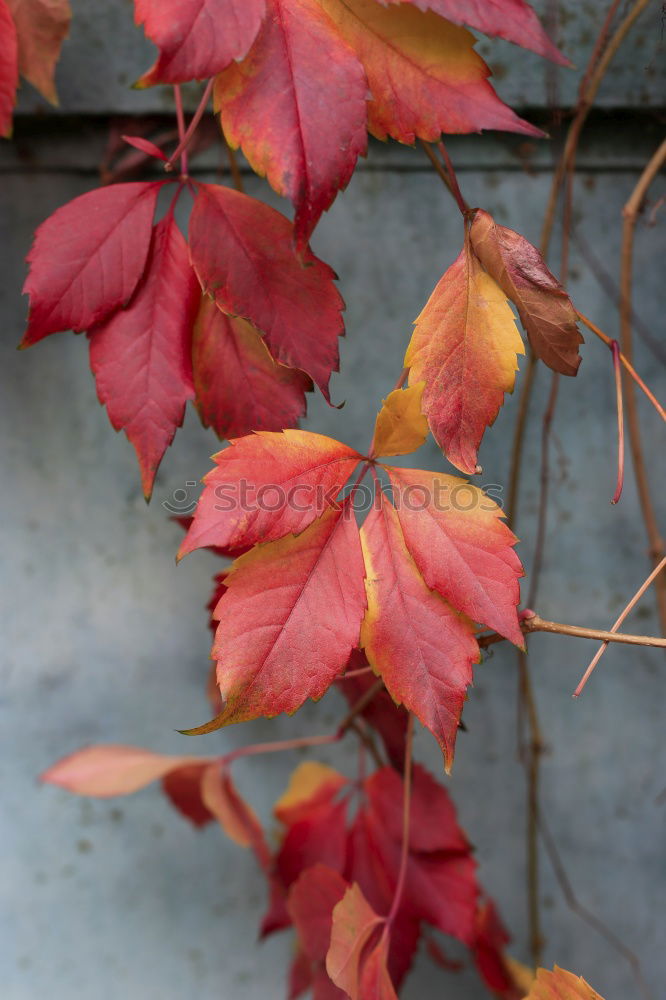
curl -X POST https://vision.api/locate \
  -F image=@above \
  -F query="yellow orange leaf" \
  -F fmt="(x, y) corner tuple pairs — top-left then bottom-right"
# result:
(405, 236), (524, 474)
(274, 761), (348, 825)
(524, 966), (605, 1000)
(371, 383), (428, 457)
(316, 0), (542, 142)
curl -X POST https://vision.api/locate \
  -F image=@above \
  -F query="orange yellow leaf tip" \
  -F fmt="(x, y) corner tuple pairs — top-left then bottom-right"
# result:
(371, 382), (428, 458)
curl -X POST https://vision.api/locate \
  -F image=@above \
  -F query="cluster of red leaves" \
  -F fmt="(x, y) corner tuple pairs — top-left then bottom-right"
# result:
(16, 0), (576, 496)
(177, 402), (523, 770)
(134, 0), (566, 249)
(41, 745), (528, 998)
(0, 0), (71, 137)
(19, 180), (345, 498)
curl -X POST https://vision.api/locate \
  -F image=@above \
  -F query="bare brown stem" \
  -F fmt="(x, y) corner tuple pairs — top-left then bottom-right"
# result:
(620, 138), (666, 634)
(166, 79), (215, 171)
(436, 141), (469, 214)
(478, 616), (666, 650)
(517, 648), (544, 969)
(419, 140), (457, 203)
(173, 85), (189, 177)
(541, 0), (651, 253)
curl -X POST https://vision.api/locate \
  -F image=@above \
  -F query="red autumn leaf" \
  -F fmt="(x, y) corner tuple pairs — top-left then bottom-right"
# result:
(40, 745), (209, 797)
(365, 764), (470, 854)
(272, 764), (350, 892)
(178, 429), (361, 558)
(188, 183), (345, 400)
(214, 0), (368, 249)
(381, 0), (567, 65)
(385, 466), (523, 644)
(360, 490), (479, 770)
(161, 762), (213, 827)
(318, 0), (542, 143)
(276, 797), (349, 889)
(21, 181), (161, 347)
(288, 864), (349, 963)
(338, 651), (409, 770)
(185, 503), (366, 732)
(405, 236), (524, 475)
(326, 882), (385, 998)
(134, 0), (265, 86)
(192, 296), (312, 440)
(88, 214), (200, 499)
(470, 208), (583, 376)
(8, 0), (71, 104)
(261, 763), (350, 940)
(0, 0), (18, 137)
(353, 789), (479, 946)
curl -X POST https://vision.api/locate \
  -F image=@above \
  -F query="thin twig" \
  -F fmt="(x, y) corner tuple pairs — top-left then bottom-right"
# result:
(436, 141), (469, 214)
(610, 341), (625, 505)
(619, 138), (666, 634)
(173, 85), (189, 177)
(576, 311), (666, 422)
(517, 648), (544, 969)
(419, 140), (457, 203)
(166, 79), (215, 171)
(527, 373), (560, 608)
(574, 557), (666, 696)
(540, 0), (651, 253)
(478, 615), (666, 650)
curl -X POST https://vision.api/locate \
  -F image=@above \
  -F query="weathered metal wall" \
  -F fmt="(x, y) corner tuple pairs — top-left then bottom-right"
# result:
(1, 3), (665, 998)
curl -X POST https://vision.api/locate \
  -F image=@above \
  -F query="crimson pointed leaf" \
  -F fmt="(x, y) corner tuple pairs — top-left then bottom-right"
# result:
(196, 504), (366, 729)
(385, 466), (523, 644)
(188, 183), (345, 399)
(88, 214), (200, 499)
(134, 0), (265, 85)
(215, 0), (367, 248)
(0, 0), (18, 137)
(360, 490), (479, 770)
(22, 181), (162, 346)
